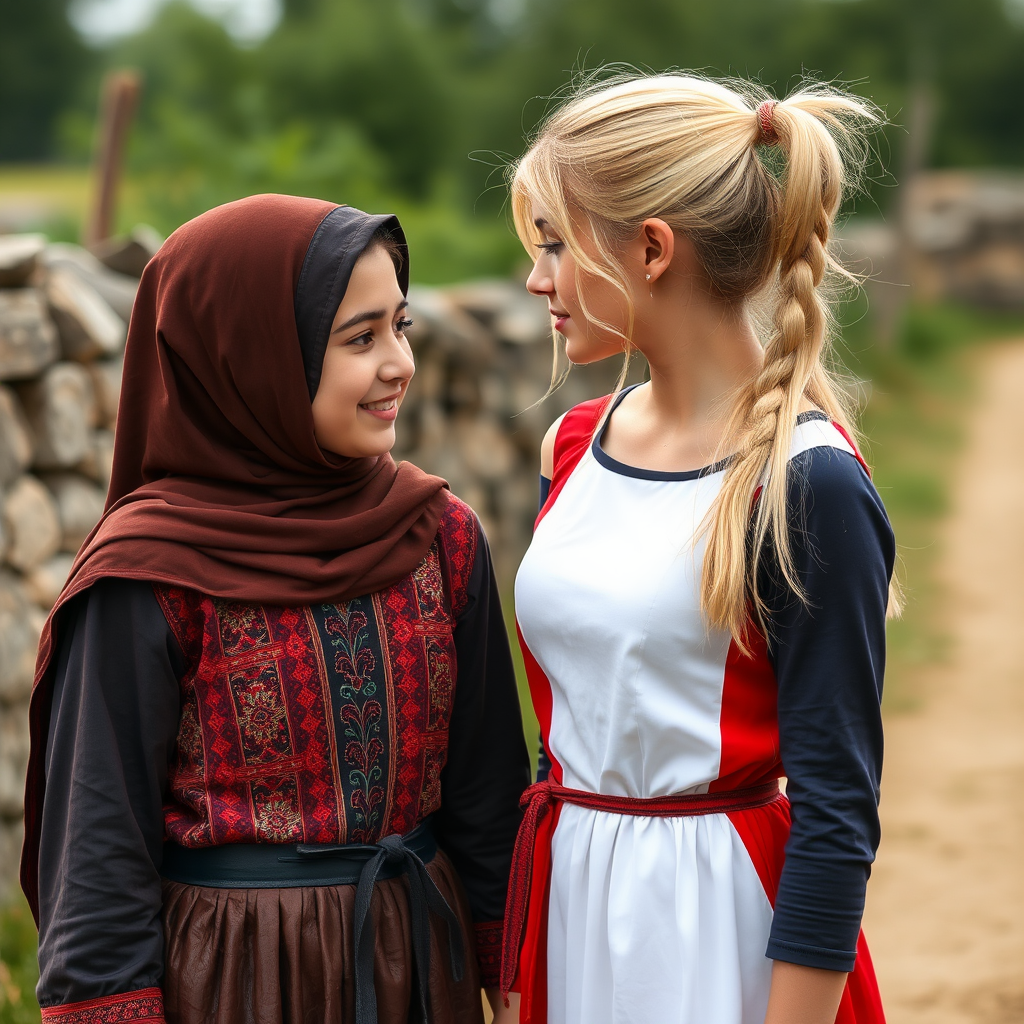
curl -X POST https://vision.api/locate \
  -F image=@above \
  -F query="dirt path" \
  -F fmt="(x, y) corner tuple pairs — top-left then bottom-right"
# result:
(863, 342), (1024, 1023)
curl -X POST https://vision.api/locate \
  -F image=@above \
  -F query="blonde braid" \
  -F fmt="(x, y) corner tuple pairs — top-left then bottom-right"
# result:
(702, 96), (859, 646)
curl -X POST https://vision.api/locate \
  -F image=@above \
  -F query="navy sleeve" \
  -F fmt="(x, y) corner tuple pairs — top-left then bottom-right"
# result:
(437, 525), (531, 923)
(536, 474), (553, 782)
(759, 447), (895, 972)
(36, 578), (183, 1006)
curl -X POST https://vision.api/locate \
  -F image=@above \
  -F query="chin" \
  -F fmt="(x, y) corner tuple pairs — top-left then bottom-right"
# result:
(319, 427), (396, 460)
(565, 337), (623, 366)
(361, 426), (398, 458)
(352, 438), (395, 459)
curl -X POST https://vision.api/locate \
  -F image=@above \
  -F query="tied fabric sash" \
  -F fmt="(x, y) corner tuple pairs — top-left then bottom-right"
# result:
(499, 779), (782, 1011)
(162, 822), (464, 1024)
(350, 833), (465, 1024)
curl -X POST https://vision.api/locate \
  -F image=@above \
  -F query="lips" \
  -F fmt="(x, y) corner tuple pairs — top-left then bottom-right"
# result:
(549, 308), (570, 333)
(359, 393), (401, 421)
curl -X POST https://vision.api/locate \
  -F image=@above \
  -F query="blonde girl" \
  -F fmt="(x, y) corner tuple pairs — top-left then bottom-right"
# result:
(501, 75), (895, 1024)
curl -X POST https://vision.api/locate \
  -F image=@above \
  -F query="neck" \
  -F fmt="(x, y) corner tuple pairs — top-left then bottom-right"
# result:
(633, 281), (763, 431)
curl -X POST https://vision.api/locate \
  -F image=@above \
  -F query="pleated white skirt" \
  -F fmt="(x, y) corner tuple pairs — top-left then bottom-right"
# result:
(547, 804), (775, 1024)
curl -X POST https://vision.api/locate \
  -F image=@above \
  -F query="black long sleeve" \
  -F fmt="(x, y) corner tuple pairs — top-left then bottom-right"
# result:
(435, 526), (531, 924)
(760, 447), (895, 971)
(36, 578), (183, 1006)
(536, 474), (553, 784)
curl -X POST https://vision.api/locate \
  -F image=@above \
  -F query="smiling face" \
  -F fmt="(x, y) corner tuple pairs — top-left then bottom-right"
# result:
(525, 205), (635, 365)
(310, 244), (415, 458)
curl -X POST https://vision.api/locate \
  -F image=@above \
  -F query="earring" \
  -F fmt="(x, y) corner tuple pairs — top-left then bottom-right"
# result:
(646, 273), (653, 299)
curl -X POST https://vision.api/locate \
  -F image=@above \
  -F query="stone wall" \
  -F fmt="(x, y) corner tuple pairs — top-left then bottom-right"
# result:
(0, 231), (143, 902)
(0, 229), (631, 900)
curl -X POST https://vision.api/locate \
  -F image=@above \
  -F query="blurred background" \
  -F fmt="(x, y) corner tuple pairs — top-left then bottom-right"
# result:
(1, 1), (1023, 1021)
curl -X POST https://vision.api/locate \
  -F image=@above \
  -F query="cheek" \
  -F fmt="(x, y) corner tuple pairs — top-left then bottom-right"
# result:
(580, 274), (625, 325)
(553, 262), (578, 307)
(312, 354), (365, 431)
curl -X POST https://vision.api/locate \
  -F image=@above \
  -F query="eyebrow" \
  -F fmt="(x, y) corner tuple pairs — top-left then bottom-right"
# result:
(332, 299), (409, 334)
(534, 218), (550, 231)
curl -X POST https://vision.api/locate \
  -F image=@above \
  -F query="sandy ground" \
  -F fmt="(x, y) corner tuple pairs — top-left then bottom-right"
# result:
(485, 346), (1024, 1024)
(863, 342), (1024, 1023)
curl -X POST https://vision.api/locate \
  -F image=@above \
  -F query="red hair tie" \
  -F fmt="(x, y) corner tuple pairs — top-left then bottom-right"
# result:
(757, 100), (779, 145)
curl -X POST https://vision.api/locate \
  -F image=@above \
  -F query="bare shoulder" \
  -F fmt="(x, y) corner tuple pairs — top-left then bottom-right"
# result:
(540, 412), (568, 479)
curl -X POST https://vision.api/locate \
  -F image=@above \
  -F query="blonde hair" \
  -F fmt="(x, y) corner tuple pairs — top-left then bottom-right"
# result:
(510, 72), (898, 646)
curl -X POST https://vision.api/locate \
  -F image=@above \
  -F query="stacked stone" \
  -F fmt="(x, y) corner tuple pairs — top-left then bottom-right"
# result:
(395, 279), (641, 584)
(0, 236), (636, 900)
(0, 228), (158, 900)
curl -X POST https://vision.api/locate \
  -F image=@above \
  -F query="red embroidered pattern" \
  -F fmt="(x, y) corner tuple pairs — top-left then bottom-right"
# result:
(153, 493), (481, 849)
(156, 589), (343, 847)
(438, 496), (478, 618)
(41, 987), (164, 1024)
(474, 921), (504, 988)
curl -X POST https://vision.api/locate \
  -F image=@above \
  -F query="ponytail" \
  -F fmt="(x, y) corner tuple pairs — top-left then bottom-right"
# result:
(702, 88), (897, 647)
(511, 74), (898, 648)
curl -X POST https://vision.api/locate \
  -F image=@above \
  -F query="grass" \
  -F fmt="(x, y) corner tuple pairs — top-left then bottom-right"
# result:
(0, 896), (39, 1024)
(841, 300), (1024, 710)
(0, 165), (521, 285)
(854, 356), (965, 707)
(0, 164), (148, 244)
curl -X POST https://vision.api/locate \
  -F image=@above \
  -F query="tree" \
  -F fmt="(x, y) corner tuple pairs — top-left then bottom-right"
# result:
(0, 0), (91, 160)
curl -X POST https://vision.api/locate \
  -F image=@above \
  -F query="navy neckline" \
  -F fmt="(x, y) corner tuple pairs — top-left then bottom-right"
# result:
(591, 385), (828, 482)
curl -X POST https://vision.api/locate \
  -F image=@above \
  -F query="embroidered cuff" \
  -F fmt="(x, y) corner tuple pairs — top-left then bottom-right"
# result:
(41, 988), (165, 1024)
(474, 919), (503, 988)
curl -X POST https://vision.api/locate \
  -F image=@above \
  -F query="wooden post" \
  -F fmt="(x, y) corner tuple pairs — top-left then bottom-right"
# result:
(84, 70), (141, 250)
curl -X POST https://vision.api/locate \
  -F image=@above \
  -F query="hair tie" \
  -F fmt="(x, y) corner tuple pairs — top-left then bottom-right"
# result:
(756, 100), (779, 146)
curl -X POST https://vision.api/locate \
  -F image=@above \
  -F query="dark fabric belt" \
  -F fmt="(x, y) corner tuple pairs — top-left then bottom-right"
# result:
(161, 819), (464, 1024)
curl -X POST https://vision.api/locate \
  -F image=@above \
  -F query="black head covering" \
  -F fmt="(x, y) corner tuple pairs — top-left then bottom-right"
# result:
(294, 205), (410, 399)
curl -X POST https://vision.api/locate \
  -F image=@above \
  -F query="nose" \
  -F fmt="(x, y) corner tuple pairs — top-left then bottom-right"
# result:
(380, 331), (415, 383)
(526, 258), (553, 297)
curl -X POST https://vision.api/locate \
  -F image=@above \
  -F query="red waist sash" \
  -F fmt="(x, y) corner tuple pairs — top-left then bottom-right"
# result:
(499, 779), (781, 1002)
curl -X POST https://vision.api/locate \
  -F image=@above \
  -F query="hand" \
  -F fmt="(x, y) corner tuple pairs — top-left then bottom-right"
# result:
(484, 987), (521, 1023)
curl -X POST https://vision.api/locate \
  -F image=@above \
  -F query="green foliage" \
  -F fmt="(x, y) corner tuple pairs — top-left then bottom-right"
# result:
(897, 302), (1024, 360)
(8, 0), (1024, 275)
(31, 0), (1020, 281)
(0, 897), (39, 1024)
(0, 0), (91, 160)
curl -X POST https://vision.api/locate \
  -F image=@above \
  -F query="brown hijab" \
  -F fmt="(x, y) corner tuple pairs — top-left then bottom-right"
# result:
(22, 194), (449, 916)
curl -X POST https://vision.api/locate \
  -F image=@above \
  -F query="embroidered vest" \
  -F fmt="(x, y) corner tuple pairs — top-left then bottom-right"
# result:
(155, 496), (478, 848)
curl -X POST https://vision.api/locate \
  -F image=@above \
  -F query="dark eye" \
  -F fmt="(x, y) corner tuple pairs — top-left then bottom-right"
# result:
(536, 241), (563, 254)
(395, 317), (414, 333)
(348, 331), (373, 347)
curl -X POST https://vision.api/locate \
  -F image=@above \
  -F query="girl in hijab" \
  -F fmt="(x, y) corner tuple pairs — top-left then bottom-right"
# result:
(22, 195), (529, 1024)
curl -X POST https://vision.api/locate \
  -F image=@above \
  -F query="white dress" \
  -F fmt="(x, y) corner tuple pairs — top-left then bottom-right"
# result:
(514, 392), (885, 1024)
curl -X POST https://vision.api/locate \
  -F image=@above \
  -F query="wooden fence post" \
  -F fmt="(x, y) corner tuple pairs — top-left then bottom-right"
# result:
(83, 70), (141, 250)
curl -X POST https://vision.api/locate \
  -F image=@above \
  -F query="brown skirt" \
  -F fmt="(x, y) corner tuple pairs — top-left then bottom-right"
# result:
(161, 849), (484, 1024)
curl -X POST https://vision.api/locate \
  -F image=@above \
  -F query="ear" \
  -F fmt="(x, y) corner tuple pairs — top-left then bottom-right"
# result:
(639, 218), (677, 285)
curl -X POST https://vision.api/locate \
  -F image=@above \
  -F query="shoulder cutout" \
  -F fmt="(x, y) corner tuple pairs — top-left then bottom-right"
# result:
(536, 394), (615, 527)
(540, 413), (567, 480)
